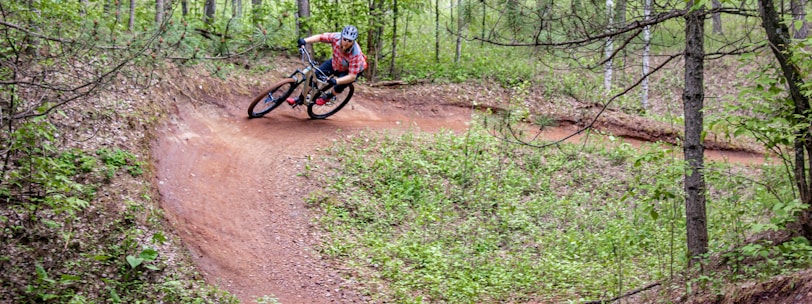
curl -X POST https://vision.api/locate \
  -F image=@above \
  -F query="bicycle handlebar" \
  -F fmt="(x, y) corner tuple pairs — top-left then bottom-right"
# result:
(299, 46), (319, 68)
(298, 46), (331, 83)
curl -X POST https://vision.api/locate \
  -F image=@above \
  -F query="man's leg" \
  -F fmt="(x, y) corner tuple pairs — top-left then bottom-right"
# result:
(317, 60), (335, 82)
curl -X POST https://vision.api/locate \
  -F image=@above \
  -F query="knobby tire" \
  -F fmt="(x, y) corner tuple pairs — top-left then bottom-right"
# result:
(307, 84), (354, 119)
(247, 78), (296, 118)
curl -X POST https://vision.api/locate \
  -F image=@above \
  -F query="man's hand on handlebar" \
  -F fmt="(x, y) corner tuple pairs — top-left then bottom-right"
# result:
(327, 78), (337, 86)
(297, 38), (306, 47)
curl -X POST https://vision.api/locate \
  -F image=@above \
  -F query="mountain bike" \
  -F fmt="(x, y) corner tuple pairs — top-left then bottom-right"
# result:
(247, 46), (354, 119)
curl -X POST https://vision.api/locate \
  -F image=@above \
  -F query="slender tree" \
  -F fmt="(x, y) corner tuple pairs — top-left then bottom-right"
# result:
(204, 0), (216, 25)
(604, 0), (614, 92)
(683, 0), (709, 265)
(233, 0), (242, 18)
(614, 0), (626, 25)
(791, 0), (808, 38)
(366, 0), (384, 81)
(390, 0), (399, 77)
(435, 0), (440, 62)
(455, 0), (463, 63)
(712, 0), (723, 34)
(481, 0), (486, 46)
(156, 0), (165, 25)
(128, 0), (135, 32)
(641, 0), (651, 110)
(758, 0), (812, 238)
(296, 0), (312, 54)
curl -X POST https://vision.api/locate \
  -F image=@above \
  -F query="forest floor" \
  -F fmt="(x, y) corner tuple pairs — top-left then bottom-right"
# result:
(148, 57), (811, 303)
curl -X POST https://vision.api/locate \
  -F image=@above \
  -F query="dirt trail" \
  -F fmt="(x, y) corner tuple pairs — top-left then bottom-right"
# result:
(151, 88), (765, 303)
(152, 94), (471, 303)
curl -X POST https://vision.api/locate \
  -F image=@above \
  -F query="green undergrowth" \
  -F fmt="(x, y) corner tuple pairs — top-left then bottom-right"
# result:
(0, 118), (237, 303)
(307, 117), (810, 303)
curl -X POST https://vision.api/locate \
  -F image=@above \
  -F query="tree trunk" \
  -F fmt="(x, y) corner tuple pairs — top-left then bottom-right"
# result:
(390, 0), (398, 78)
(156, 0), (164, 25)
(641, 0), (651, 110)
(233, 0), (242, 18)
(481, 0), (486, 46)
(604, 0), (614, 92)
(712, 0), (723, 35)
(792, 0), (808, 38)
(455, 0), (462, 63)
(296, 0), (311, 53)
(182, 0), (188, 17)
(27, 0), (40, 55)
(614, 0), (626, 25)
(128, 0), (135, 32)
(204, 0), (216, 25)
(683, 1), (709, 266)
(759, 0), (812, 238)
(366, 0), (383, 81)
(435, 0), (440, 62)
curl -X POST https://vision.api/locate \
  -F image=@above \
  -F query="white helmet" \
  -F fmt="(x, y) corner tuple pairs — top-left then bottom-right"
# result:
(341, 25), (358, 41)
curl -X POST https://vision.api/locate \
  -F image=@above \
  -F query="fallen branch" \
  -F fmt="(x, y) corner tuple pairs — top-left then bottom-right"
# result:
(583, 282), (661, 304)
(366, 79), (430, 87)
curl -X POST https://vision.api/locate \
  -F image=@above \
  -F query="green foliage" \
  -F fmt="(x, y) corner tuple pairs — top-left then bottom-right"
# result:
(96, 148), (144, 178)
(256, 295), (282, 304)
(722, 236), (812, 279)
(311, 120), (789, 302)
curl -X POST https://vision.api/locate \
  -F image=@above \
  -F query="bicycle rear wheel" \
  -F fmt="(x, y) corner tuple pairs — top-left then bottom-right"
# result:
(247, 78), (296, 118)
(307, 84), (354, 119)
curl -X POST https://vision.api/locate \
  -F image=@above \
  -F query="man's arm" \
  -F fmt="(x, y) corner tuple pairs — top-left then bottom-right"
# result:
(302, 35), (320, 44)
(334, 73), (357, 85)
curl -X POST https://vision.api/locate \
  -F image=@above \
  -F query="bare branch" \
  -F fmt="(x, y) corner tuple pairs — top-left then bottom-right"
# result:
(495, 53), (682, 149)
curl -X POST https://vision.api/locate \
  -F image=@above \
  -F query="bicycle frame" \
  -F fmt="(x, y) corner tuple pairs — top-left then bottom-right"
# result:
(288, 46), (331, 106)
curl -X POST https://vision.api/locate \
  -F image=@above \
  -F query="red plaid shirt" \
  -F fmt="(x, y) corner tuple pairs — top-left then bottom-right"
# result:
(318, 32), (367, 75)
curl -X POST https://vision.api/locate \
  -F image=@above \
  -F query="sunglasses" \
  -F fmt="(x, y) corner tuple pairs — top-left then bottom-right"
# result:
(342, 38), (354, 43)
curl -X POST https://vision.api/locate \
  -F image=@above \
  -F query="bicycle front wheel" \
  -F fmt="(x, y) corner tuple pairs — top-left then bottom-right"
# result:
(247, 78), (296, 118)
(307, 84), (354, 119)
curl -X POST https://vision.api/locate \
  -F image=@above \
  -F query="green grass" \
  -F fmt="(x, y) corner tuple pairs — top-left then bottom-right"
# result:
(308, 117), (806, 303)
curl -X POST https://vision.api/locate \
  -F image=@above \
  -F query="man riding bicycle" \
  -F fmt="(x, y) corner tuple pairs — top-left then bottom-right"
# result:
(287, 25), (368, 106)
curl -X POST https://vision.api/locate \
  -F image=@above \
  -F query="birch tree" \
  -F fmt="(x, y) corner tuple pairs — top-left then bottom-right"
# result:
(604, 0), (614, 92)
(156, 0), (165, 25)
(641, 0), (651, 110)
